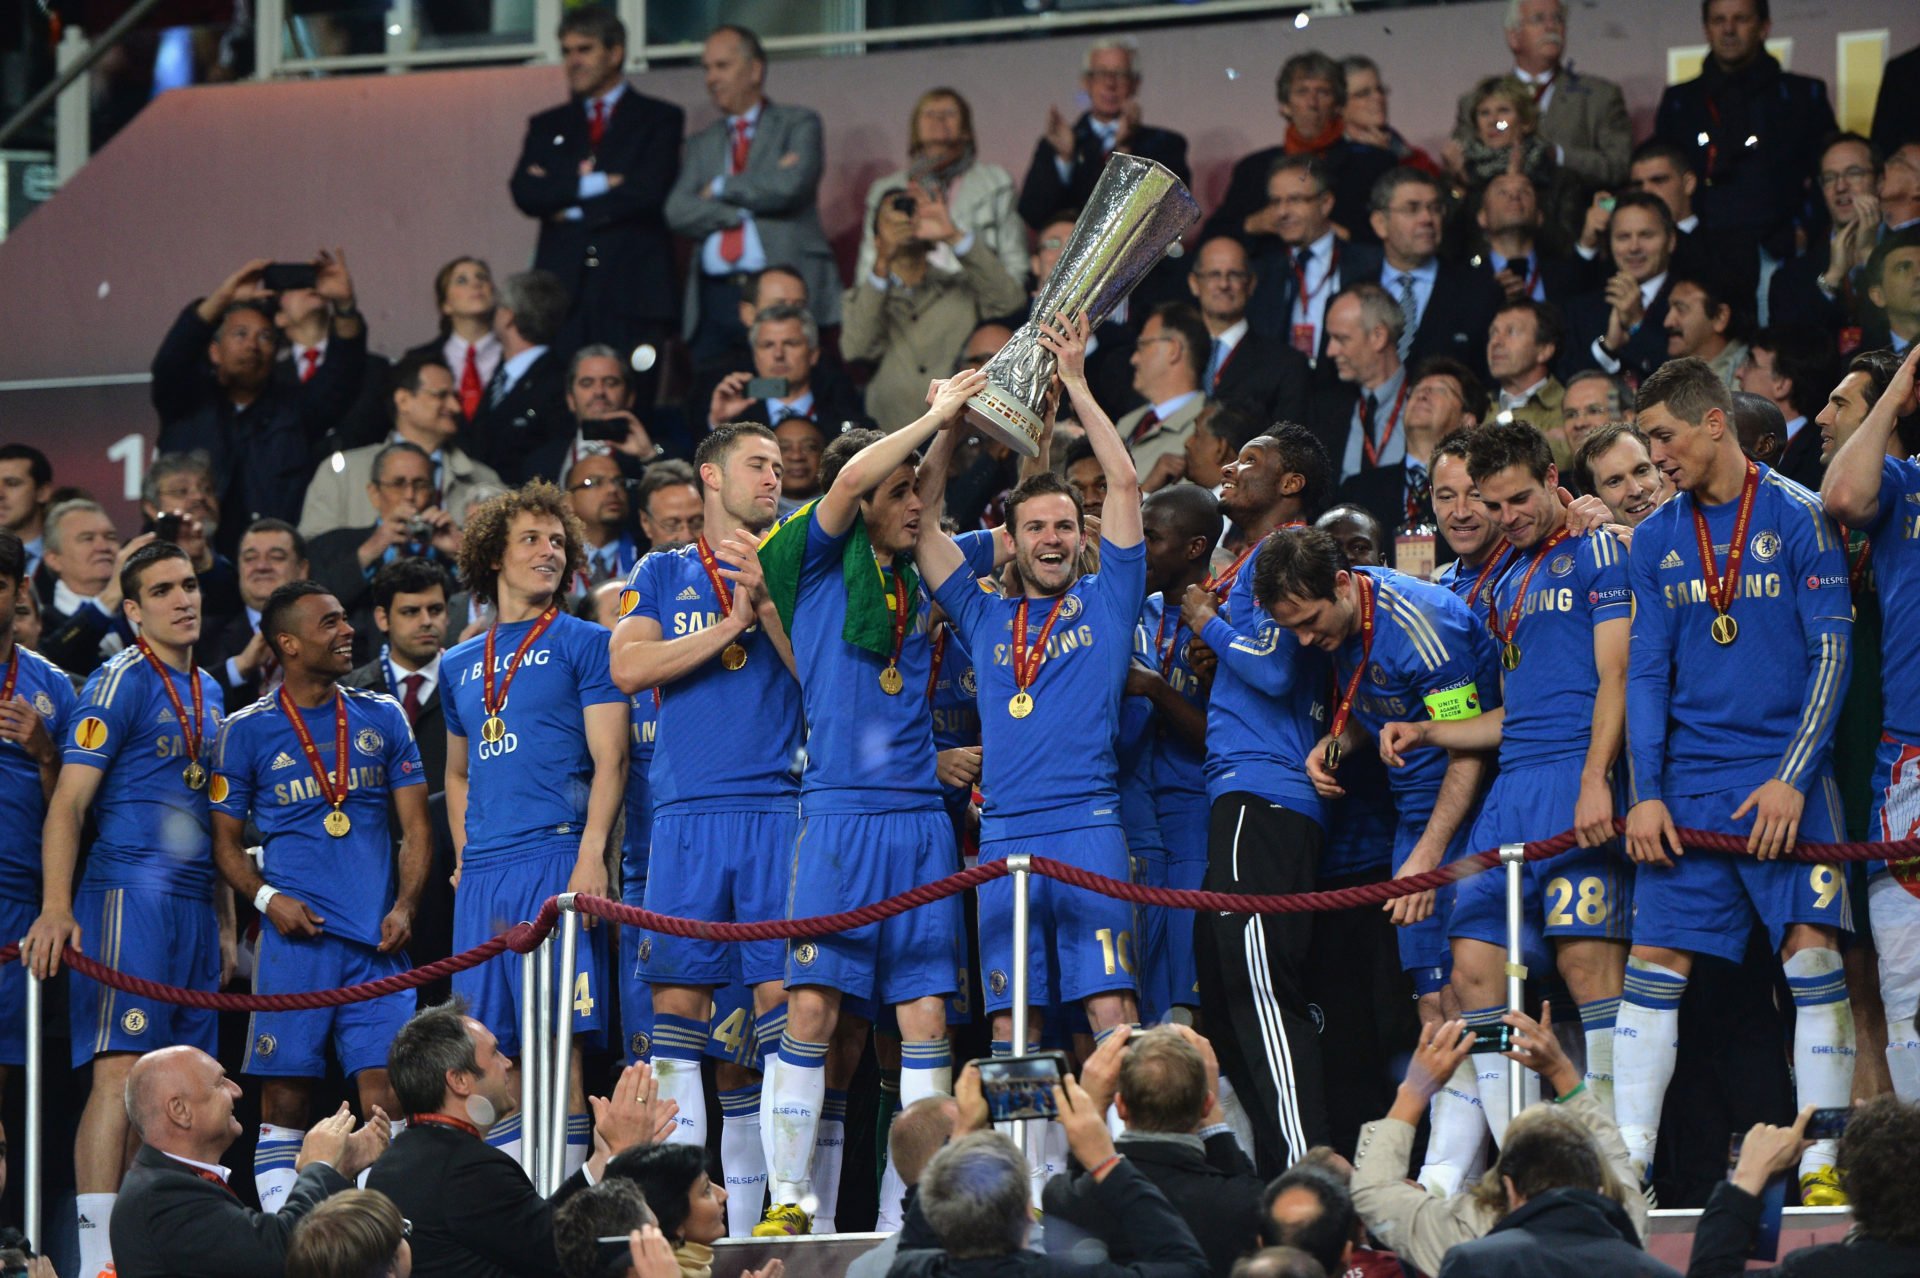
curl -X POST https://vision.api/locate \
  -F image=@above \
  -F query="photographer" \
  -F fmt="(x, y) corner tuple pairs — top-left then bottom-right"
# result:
(842, 184), (1026, 430)
(307, 442), (460, 663)
(706, 303), (864, 432)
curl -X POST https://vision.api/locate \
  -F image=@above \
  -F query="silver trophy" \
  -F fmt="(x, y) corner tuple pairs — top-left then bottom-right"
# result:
(966, 153), (1201, 456)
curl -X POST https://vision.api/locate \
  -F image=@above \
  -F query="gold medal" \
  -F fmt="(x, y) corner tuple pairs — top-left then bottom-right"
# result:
(1323, 738), (1342, 770)
(721, 642), (748, 671)
(1008, 692), (1034, 719)
(879, 665), (904, 695)
(323, 808), (352, 838)
(1501, 640), (1522, 671)
(480, 715), (508, 743)
(183, 761), (208, 791)
(1710, 612), (1738, 646)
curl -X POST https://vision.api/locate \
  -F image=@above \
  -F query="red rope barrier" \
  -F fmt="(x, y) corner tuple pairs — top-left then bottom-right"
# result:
(7, 823), (1914, 1011)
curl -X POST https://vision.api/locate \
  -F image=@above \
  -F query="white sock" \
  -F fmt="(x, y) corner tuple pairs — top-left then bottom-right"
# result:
(484, 1111), (523, 1168)
(719, 1085), (767, 1237)
(564, 1112), (592, 1180)
(1614, 957), (1688, 1176)
(1785, 947), (1855, 1176)
(812, 1090), (848, 1233)
(1887, 1029), (1920, 1102)
(76, 1193), (115, 1278)
(652, 1056), (709, 1149)
(1577, 997), (1621, 1113)
(769, 1033), (826, 1205)
(1419, 1059), (1486, 1196)
(1463, 1006), (1525, 1145)
(876, 1158), (908, 1232)
(1216, 1075), (1256, 1160)
(899, 1039), (953, 1105)
(253, 1123), (305, 1214)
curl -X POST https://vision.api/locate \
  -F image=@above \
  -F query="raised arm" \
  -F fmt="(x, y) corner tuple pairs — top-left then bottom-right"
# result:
(818, 370), (986, 538)
(1037, 311), (1140, 547)
(1823, 343), (1918, 527)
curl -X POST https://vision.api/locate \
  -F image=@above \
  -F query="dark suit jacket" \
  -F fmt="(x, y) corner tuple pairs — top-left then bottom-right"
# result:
(365, 1121), (587, 1278)
(1201, 139), (1397, 253)
(1211, 329), (1309, 425)
(1871, 45), (1920, 157)
(1558, 279), (1674, 385)
(1337, 462), (1457, 574)
(1467, 250), (1595, 308)
(271, 345), (393, 459)
(1774, 420), (1827, 492)
(1041, 1134), (1263, 1278)
(1246, 239), (1383, 371)
(510, 86), (685, 340)
(1017, 113), (1191, 230)
(465, 350), (576, 485)
(1349, 258), (1503, 381)
(1766, 243), (1851, 340)
(203, 608), (266, 712)
(732, 377), (872, 433)
(36, 591), (129, 679)
(111, 1143), (348, 1278)
(152, 304), (369, 560)
(1305, 376), (1361, 472)
(307, 532), (458, 668)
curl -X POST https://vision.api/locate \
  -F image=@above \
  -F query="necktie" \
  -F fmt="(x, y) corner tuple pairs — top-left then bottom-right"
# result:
(1360, 393), (1378, 455)
(1129, 408), (1160, 449)
(485, 361), (507, 408)
(588, 97), (607, 149)
(190, 1167), (237, 1197)
(299, 349), (320, 383)
(460, 347), (482, 420)
(401, 673), (423, 726)
(720, 118), (751, 265)
(1206, 338), (1228, 389)
(1529, 70), (1555, 103)
(1393, 273), (1418, 362)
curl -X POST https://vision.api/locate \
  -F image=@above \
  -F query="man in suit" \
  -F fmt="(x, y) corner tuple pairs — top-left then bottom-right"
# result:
(1559, 192), (1677, 383)
(465, 271), (574, 487)
(665, 24), (836, 369)
(110, 1045), (387, 1278)
(563, 451), (641, 596)
(1871, 42), (1920, 157)
(1353, 168), (1503, 382)
(204, 518), (309, 712)
(1562, 369), (1633, 457)
(1473, 172), (1592, 306)
(1202, 51), (1396, 251)
(1624, 142), (1761, 317)
(272, 275), (391, 455)
(1452, 0), (1631, 190)
(1187, 237), (1309, 429)
(36, 499), (134, 678)
(1654, 0), (1836, 263)
(1017, 37), (1190, 231)
(1118, 303), (1209, 483)
(1312, 284), (1409, 484)
(1246, 155), (1382, 373)
(510, 7), (683, 406)
(1338, 356), (1488, 574)
(1041, 1026), (1263, 1278)
(300, 352), (504, 540)
(705, 302), (865, 432)
(1663, 273), (1752, 389)
(1488, 299), (1570, 463)
(153, 254), (369, 560)
(1767, 133), (1885, 344)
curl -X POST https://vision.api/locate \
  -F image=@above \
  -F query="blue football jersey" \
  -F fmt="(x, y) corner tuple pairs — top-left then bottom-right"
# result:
(1139, 592), (1208, 812)
(211, 688), (424, 946)
(1435, 545), (1514, 609)
(1864, 456), (1920, 741)
(0, 646), (77, 903)
(442, 611), (626, 859)
(65, 647), (222, 896)
(623, 689), (658, 884)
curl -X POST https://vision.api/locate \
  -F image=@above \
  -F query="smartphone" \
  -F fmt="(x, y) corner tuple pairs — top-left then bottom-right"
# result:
(1469, 1022), (1513, 1054)
(153, 512), (184, 542)
(975, 1051), (1070, 1122)
(1596, 195), (1617, 214)
(593, 1236), (635, 1278)
(888, 192), (917, 216)
(262, 262), (318, 292)
(1803, 1106), (1852, 1140)
(579, 416), (631, 442)
(746, 376), (790, 400)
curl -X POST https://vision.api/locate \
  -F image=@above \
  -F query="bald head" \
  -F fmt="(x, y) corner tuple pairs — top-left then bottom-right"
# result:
(890, 1095), (959, 1185)
(126, 1046), (243, 1160)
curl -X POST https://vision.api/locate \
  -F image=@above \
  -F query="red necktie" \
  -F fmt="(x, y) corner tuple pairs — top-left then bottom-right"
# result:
(720, 118), (751, 265)
(589, 98), (607, 150)
(401, 673), (423, 726)
(1530, 71), (1554, 103)
(191, 1167), (237, 1197)
(1128, 409), (1160, 448)
(460, 346), (482, 420)
(299, 349), (320, 383)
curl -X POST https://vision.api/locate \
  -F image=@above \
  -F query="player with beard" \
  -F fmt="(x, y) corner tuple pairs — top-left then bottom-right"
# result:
(210, 581), (429, 1212)
(610, 425), (803, 1165)
(747, 369), (992, 1232)
(22, 541), (230, 1278)
(917, 315), (1145, 1062)
(1176, 423), (1335, 1173)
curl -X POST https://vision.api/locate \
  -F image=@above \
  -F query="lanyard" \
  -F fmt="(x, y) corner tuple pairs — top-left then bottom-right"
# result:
(1490, 526), (1573, 669)
(1324, 573), (1376, 769)
(481, 604), (558, 719)
(1689, 461), (1760, 644)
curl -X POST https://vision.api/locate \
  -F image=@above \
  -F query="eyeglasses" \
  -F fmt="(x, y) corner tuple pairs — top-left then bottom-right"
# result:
(1191, 270), (1251, 285)
(377, 478), (437, 496)
(1818, 166), (1875, 188)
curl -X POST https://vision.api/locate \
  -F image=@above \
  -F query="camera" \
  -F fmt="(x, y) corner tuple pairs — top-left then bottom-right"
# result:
(888, 192), (917, 216)
(153, 512), (184, 543)
(975, 1051), (1071, 1122)
(261, 262), (319, 292)
(406, 516), (433, 543)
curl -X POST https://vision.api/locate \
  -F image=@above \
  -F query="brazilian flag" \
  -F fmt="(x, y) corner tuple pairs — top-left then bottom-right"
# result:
(757, 499), (919, 658)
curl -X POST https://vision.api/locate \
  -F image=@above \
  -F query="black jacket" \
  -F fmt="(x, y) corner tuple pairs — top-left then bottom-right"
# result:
(511, 86), (685, 335)
(110, 1144), (348, 1278)
(1246, 239), (1384, 369)
(1434, 1187), (1677, 1278)
(1870, 44), (1920, 157)
(1684, 1179), (1920, 1278)
(1347, 257), (1504, 382)
(1041, 1134), (1263, 1278)
(365, 1120), (588, 1278)
(1212, 330), (1310, 427)
(887, 1158), (1209, 1278)
(1017, 114), (1191, 231)
(1202, 140), (1397, 253)
(464, 350), (576, 486)
(1559, 279), (1674, 385)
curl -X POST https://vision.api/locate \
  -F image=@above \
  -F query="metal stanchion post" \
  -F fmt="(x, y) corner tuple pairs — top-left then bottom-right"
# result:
(1008, 855), (1031, 1053)
(520, 945), (541, 1184)
(1501, 843), (1528, 1119)
(25, 970), (42, 1251)
(548, 898), (580, 1194)
(534, 935), (555, 1194)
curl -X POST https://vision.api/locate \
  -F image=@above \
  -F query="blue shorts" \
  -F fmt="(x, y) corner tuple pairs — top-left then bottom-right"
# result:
(452, 842), (608, 1058)
(706, 978), (757, 1066)
(1157, 795), (1210, 869)
(69, 886), (218, 1067)
(619, 880), (654, 1064)
(785, 810), (963, 1005)
(619, 931), (757, 1070)
(1451, 757), (1632, 960)
(0, 897), (34, 1066)
(244, 932), (415, 1078)
(1631, 776), (1852, 963)
(640, 808), (793, 987)
(979, 827), (1136, 1012)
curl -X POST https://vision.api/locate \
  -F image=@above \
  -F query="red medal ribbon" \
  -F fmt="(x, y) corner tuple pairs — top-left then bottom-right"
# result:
(0, 645), (16, 703)
(1464, 540), (1512, 611)
(1849, 534), (1872, 598)
(407, 1112), (482, 1138)
(1011, 595), (1069, 698)
(1293, 242), (1340, 323)
(1490, 525), (1574, 647)
(1205, 543), (1258, 600)
(1361, 381), (1409, 470)
(1690, 460), (1760, 622)
(136, 637), (204, 766)
(883, 564), (910, 670)
(1327, 573), (1377, 746)
(1153, 606), (1187, 680)
(186, 1165), (237, 1197)
(278, 686), (350, 812)
(926, 624), (948, 702)
(694, 535), (737, 615)
(482, 603), (559, 720)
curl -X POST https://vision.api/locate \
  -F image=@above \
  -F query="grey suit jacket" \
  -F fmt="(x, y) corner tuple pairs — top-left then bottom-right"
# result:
(664, 101), (840, 332)
(1455, 67), (1631, 188)
(297, 440), (503, 539)
(1118, 394), (1207, 483)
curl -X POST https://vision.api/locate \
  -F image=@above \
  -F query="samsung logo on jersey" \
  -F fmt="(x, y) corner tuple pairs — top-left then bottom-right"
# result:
(632, 721), (657, 745)
(670, 612), (725, 636)
(461, 650), (554, 680)
(1359, 693), (1411, 718)
(990, 624), (1098, 664)
(272, 765), (389, 805)
(1517, 587), (1576, 617)
(1661, 574), (1783, 608)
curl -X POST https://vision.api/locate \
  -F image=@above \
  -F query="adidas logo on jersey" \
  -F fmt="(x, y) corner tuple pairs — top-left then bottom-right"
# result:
(271, 751), (298, 770)
(676, 585), (700, 600)
(156, 708), (176, 724)
(1660, 550), (1683, 569)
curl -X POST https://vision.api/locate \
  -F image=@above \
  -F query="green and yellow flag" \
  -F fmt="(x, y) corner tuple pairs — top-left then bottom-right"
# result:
(757, 499), (920, 659)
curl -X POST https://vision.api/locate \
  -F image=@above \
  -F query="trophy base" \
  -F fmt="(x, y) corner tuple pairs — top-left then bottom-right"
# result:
(964, 385), (1043, 458)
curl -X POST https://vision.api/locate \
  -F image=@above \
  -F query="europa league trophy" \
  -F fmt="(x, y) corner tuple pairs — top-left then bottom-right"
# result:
(965, 153), (1201, 456)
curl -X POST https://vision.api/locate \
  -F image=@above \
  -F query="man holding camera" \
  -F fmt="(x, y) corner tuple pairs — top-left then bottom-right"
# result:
(708, 302), (866, 433)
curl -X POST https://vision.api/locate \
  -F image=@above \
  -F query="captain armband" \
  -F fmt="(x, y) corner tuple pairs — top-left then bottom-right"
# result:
(1423, 684), (1483, 722)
